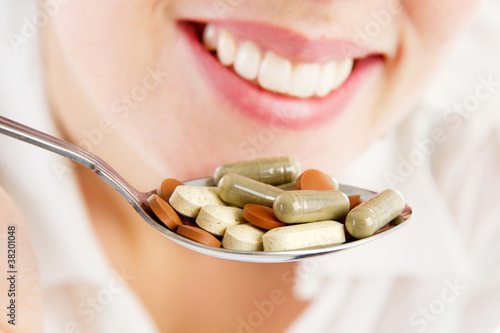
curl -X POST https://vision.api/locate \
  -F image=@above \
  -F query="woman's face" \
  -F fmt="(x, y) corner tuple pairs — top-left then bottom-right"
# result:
(43, 0), (481, 189)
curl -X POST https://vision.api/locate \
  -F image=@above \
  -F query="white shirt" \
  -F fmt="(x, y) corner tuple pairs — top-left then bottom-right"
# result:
(1, 1), (157, 332)
(1, 1), (499, 332)
(289, 2), (500, 332)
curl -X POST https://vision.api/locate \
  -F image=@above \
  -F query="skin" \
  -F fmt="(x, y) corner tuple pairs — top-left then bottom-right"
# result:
(0, 0), (482, 331)
(0, 188), (43, 333)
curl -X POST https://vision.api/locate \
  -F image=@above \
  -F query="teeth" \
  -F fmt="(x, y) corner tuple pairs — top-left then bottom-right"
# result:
(234, 41), (262, 81)
(208, 26), (354, 98)
(334, 58), (354, 88)
(217, 30), (237, 66)
(258, 51), (292, 94)
(315, 61), (338, 97)
(288, 63), (321, 98)
(203, 23), (218, 51)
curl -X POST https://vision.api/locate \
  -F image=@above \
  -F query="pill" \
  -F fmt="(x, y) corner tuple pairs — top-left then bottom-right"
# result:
(295, 169), (337, 191)
(218, 173), (283, 208)
(169, 186), (225, 218)
(157, 178), (184, 202)
(196, 205), (246, 236)
(262, 220), (346, 251)
(242, 204), (286, 230)
(273, 190), (350, 223)
(376, 204), (411, 229)
(213, 156), (301, 185)
(345, 189), (405, 239)
(222, 223), (266, 251)
(147, 194), (183, 231)
(177, 225), (222, 248)
(348, 195), (362, 210)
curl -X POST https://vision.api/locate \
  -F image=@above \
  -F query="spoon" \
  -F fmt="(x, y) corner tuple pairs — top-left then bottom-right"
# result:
(0, 115), (412, 263)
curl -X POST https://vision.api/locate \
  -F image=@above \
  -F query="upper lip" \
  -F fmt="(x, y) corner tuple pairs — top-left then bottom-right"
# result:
(190, 19), (381, 63)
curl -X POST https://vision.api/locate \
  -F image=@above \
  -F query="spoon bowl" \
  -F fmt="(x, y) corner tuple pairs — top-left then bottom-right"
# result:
(152, 178), (412, 262)
(0, 115), (412, 263)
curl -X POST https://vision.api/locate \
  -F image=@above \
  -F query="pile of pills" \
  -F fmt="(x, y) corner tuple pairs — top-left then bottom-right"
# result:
(147, 157), (406, 252)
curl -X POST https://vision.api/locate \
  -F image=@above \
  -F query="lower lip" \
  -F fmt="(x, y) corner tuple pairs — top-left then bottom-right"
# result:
(180, 23), (383, 130)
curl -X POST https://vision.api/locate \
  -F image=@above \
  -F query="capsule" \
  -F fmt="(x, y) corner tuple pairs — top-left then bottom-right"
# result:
(345, 189), (405, 239)
(273, 190), (350, 224)
(218, 173), (284, 208)
(213, 156), (301, 186)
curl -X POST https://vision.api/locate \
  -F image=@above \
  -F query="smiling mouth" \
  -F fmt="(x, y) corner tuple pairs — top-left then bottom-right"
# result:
(195, 23), (355, 99)
(181, 20), (384, 129)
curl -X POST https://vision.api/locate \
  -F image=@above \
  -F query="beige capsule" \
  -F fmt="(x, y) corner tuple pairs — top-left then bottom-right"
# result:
(222, 223), (266, 251)
(345, 189), (405, 239)
(218, 173), (283, 208)
(273, 190), (350, 223)
(213, 156), (301, 186)
(262, 220), (345, 251)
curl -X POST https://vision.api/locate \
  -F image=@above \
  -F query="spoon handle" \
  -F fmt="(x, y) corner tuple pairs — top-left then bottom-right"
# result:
(0, 115), (147, 204)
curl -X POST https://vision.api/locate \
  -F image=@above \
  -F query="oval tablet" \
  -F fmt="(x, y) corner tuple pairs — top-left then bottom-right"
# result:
(295, 169), (337, 191)
(345, 189), (405, 239)
(177, 225), (222, 248)
(157, 178), (183, 202)
(147, 194), (183, 231)
(213, 156), (300, 185)
(262, 221), (346, 251)
(218, 173), (283, 208)
(169, 186), (225, 218)
(222, 223), (266, 251)
(273, 190), (350, 223)
(196, 206), (246, 236)
(242, 204), (285, 230)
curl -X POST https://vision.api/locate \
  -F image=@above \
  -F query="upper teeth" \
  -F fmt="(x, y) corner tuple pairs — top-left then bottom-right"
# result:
(203, 24), (354, 99)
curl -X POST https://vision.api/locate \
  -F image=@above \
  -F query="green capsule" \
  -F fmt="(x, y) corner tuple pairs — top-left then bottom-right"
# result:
(218, 174), (284, 208)
(213, 156), (301, 186)
(345, 189), (405, 239)
(273, 190), (350, 224)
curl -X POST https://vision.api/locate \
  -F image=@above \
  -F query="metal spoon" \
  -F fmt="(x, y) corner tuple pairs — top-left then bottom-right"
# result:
(0, 115), (412, 263)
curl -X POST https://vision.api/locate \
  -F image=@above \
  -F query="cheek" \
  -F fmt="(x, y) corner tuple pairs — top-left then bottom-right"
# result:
(376, 0), (483, 125)
(51, 0), (172, 109)
(402, 0), (482, 44)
